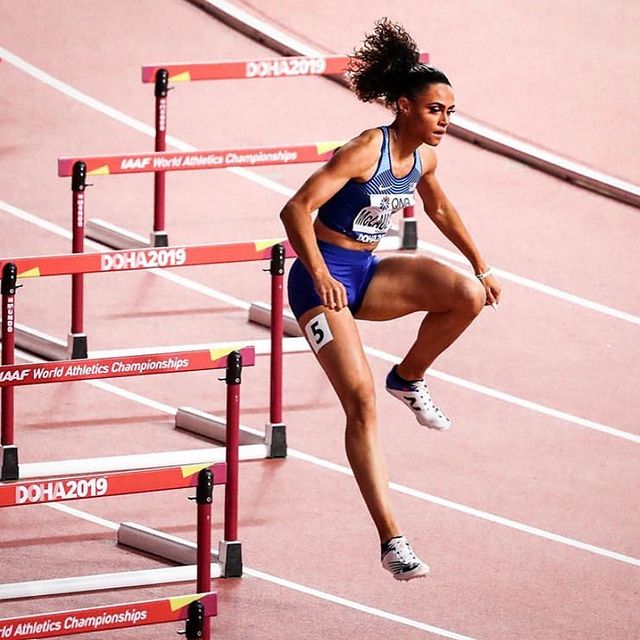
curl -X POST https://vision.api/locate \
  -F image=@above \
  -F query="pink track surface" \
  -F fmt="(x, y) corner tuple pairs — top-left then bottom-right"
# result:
(1, 2), (639, 639)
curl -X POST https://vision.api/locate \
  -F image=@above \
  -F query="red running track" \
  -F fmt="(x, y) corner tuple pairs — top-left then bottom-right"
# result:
(1, 1), (639, 638)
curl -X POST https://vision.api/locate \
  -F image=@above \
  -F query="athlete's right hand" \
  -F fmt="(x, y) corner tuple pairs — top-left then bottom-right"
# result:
(313, 273), (348, 311)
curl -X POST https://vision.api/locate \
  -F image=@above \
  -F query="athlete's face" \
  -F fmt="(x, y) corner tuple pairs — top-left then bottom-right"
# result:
(400, 83), (456, 146)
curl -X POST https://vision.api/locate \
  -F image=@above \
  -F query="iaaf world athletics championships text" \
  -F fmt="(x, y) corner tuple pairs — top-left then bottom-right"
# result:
(0, 608), (147, 637)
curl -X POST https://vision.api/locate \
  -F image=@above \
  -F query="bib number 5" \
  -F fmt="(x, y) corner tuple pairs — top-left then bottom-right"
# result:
(304, 312), (334, 354)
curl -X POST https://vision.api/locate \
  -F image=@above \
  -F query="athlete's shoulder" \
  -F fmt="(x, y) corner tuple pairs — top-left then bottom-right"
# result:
(327, 127), (384, 179)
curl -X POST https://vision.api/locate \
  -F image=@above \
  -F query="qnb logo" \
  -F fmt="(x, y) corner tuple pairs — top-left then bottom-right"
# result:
(370, 193), (415, 212)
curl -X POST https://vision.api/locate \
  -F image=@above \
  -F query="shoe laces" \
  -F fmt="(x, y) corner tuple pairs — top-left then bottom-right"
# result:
(390, 538), (419, 565)
(411, 381), (446, 418)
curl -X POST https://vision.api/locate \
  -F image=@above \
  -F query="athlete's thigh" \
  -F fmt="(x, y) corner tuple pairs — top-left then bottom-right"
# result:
(356, 254), (474, 321)
(298, 305), (375, 412)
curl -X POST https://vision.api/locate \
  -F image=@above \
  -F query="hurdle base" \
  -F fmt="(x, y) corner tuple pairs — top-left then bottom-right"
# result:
(68, 332), (88, 359)
(14, 322), (67, 361)
(248, 301), (302, 337)
(0, 445), (19, 481)
(86, 218), (149, 250)
(118, 521), (221, 567)
(219, 540), (242, 578)
(265, 423), (287, 458)
(151, 230), (169, 247)
(399, 217), (418, 250)
(175, 407), (264, 445)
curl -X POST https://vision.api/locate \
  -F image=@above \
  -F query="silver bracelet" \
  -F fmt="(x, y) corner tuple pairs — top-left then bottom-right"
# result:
(475, 266), (492, 281)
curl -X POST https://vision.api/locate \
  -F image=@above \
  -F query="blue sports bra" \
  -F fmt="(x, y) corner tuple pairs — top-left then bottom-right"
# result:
(317, 126), (422, 243)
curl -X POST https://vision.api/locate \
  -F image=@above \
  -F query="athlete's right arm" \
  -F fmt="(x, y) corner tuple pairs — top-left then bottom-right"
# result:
(280, 130), (381, 311)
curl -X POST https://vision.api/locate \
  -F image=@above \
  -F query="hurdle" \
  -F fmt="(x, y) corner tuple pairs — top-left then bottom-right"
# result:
(0, 306), (253, 492)
(0, 466), (223, 638)
(139, 52), (429, 249)
(2, 239), (293, 453)
(59, 141), (343, 251)
(53, 149), (318, 358)
(0, 266), (257, 481)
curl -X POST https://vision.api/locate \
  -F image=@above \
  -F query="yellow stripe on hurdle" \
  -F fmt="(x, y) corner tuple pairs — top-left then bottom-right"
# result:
(169, 593), (202, 612)
(88, 165), (110, 176)
(17, 267), (41, 279)
(180, 463), (210, 479)
(253, 238), (283, 252)
(208, 347), (236, 362)
(169, 71), (191, 82)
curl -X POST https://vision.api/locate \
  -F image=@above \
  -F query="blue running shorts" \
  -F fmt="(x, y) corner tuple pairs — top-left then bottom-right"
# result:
(287, 240), (380, 319)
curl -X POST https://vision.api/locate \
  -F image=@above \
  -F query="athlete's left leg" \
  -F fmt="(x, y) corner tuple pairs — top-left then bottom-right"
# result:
(356, 254), (486, 380)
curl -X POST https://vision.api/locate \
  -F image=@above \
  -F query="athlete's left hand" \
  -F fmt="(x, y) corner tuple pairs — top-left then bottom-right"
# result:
(482, 274), (501, 308)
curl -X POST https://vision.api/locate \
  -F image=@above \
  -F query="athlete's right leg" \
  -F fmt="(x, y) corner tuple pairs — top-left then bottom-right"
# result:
(298, 304), (401, 545)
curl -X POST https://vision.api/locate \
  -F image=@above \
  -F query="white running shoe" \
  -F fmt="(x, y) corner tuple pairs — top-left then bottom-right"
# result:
(381, 536), (430, 581)
(385, 367), (451, 430)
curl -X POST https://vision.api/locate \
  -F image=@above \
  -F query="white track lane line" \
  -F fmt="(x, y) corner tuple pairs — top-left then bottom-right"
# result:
(15, 349), (640, 569)
(0, 45), (638, 325)
(3, 198), (639, 445)
(37, 500), (477, 639)
(46, 502), (119, 530)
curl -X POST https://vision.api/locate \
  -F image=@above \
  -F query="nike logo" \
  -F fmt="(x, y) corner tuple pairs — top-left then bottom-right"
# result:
(379, 185), (393, 191)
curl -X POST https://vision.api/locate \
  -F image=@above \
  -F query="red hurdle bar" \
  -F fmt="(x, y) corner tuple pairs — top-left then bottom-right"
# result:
(141, 54), (351, 83)
(0, 593), (217, 639)
(57, 142), (343, 177)
(0, 463), (226, 508)
(0, 239), (295, 279)
(1, 263), (19, 480)
(0, 347), (255, 388)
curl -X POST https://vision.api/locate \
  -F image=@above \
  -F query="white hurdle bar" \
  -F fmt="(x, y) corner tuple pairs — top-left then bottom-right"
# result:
(0, 564), (221, 601)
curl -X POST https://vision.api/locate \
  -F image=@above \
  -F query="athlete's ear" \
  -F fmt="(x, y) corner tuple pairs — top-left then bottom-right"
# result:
(397, 96), (411, 116)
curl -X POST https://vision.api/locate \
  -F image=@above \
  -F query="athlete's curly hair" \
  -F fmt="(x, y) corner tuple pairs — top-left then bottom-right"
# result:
(348, 18), (451, 108)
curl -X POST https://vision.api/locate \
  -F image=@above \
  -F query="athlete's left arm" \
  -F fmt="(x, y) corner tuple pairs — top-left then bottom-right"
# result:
(416, 149), (501, 305)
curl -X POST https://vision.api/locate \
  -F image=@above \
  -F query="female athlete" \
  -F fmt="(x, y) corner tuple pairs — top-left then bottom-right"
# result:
(280, 19), (501, 580)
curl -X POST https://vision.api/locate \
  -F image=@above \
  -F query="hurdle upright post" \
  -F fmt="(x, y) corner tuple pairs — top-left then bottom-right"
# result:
(1, 262), (19, 481)
(267, 244), (287, 458)
(220, 350), (243, 578)
(152, 68), (169, 247)
(70, 161), (88, 359)
(195, 467), (213, 640)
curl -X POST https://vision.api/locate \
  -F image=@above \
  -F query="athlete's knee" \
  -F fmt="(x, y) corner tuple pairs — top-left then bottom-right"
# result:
(454, 276), (486, 316)
(343, 384), (377, 431)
